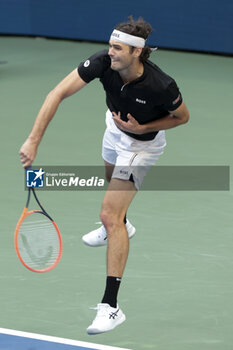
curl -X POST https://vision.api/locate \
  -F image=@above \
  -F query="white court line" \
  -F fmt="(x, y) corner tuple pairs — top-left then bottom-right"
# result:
(0, 328), (132, 350)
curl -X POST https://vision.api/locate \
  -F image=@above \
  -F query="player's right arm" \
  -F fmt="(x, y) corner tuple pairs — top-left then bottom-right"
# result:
(19, 69), (87, 168)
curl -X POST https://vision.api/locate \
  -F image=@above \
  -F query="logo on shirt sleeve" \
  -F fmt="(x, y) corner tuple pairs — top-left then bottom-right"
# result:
(84, 60), (90, 67)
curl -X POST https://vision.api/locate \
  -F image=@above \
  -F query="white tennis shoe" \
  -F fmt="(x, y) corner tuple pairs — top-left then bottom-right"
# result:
(87, 303), (126, 335)
(82, 220), (136, 247)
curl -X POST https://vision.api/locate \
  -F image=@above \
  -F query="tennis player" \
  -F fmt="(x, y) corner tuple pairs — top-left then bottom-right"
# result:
(19, 17), (189, 334)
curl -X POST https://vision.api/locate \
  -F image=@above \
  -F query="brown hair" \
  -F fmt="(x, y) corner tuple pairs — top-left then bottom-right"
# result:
(115, 16), (153, 62)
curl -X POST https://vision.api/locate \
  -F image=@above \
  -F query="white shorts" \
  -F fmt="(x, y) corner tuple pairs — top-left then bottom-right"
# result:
(102, 110), (166, 190)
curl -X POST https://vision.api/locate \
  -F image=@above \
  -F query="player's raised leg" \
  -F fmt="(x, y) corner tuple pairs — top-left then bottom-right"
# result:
(82, 162), (136, 247)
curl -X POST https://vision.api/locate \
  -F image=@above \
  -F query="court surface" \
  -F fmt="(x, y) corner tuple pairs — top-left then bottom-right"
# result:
(0, 36), (233, 350)
(0, 328), (132, 350)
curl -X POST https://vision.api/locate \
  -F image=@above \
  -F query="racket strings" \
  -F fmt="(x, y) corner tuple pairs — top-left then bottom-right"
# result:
(18, 213), (60, 270)
(20, 219), (56, 232)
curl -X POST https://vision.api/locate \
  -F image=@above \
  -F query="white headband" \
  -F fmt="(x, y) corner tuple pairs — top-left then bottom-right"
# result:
(110, 29), (145, 48)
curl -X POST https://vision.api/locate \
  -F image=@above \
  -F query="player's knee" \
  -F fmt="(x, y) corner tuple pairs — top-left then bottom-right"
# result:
(100, 207), (123, 232)
(100, 209), (114, 230)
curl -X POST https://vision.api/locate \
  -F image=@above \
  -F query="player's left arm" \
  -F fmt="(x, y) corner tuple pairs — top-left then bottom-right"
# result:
(112, 101), (190, 134)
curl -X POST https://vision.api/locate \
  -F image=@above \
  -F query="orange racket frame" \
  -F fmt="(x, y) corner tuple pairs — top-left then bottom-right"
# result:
(14, 187), (62, 273)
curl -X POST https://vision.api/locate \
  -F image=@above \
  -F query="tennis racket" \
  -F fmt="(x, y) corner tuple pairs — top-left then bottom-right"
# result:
(14, 180), (62, 273)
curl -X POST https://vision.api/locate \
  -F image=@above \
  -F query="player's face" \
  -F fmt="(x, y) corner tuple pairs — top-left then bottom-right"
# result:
(108, 41), (135, 72)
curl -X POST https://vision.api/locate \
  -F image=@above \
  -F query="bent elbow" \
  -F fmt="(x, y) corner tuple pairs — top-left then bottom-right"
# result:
(46, 88), (64, 104)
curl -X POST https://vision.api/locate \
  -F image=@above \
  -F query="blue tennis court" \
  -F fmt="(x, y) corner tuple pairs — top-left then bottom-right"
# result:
(0, 329), (132, 350)
(1, 35), (233, 350)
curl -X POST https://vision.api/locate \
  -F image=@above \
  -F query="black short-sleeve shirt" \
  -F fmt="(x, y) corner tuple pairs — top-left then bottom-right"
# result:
(78, 50), (182, 141)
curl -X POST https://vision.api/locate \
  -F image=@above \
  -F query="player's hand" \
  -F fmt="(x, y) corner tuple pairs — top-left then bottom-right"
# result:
(112, 112), (144, 134)
(19, 138), (38, 168)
